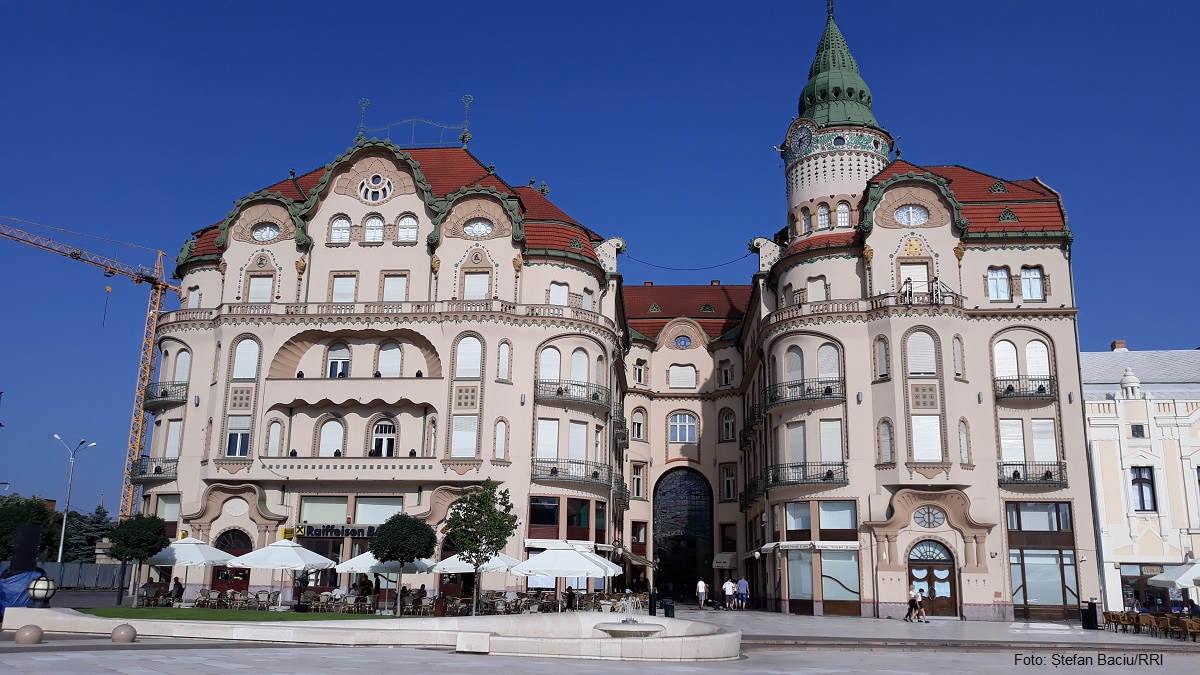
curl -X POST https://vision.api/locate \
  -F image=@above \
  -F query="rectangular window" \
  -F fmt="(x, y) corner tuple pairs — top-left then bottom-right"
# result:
(786, 422), (806, 463)
(634, 362), (645, 385)
(787, 549), (814, 600)
(354, 497), (403, 525)
(595, 425), (605, 463)
(631, 521), (647, 543)
(155, 494), (180, 522)
(806, 277), (827, 302)
(820, 550), (860, 601)
(365, 218), (384, 242)
(900, 263), (929, 293)
(987, 267), (1011, 301)
(332, 275), (357, 302)
(247, 276), (272, 303)
(1006, 502), (1072, 532)
(581, 289), (594, 311)
(1021, 267), (1045, 300)
(536, 419), (559, 459)
(186, 289), (200, 309)
(720, 362), (733, 386)
(463, 272), (489, 300)
(1131, 466), (1157, 512)
(1031, 419), (1057, 462)
(566, 498), (589, 541)
(225, 416), (251, 457)
(721, 414), (735, 441)
(530, 497), (559, 525)
(631, 413), (644, 440)
(668, 365), (697, 389)
(1131, 424), (1145, 439)
(164, 420), (182, 459)
(568, 421), (588, 461)
(548, 283), (569, 306)
(632, 463), (645, 498)
(819, 420), (843, 462)
(875, 340), (889, 379)
(999, 419), (1026, 462)
(382, 275), (408, 302)
(450, 415), (478, 458)
(720, 523), (737, 553)
(721, 464), (737, 501)
(669, 413), (697, 443)
(910, 415), (942, 462)
(785, 502), (811, 532)
(1011, 549), (1077, 607)
(300, 496), (347, 523)
(818, 501), (857, 530)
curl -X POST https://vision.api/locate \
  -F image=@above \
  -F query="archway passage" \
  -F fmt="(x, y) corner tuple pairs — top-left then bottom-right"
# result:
(211, 529), (253, 593)
(653, 468), (714, 602)
(908, 540), (957, 617)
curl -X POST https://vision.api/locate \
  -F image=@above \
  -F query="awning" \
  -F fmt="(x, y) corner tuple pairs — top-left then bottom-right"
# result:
(712, 553), (738, 570)
(621, 549), (656, 569)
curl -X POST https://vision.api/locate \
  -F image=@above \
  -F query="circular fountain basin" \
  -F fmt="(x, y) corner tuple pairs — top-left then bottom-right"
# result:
(593, 621), (665, 638)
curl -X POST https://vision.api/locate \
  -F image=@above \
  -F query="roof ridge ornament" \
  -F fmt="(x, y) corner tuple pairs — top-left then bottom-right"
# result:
(357, 98), (370, 141)
(828, 0), (834, 20)
(998, 207), (1019, 223)
(459, 94), (474, 148)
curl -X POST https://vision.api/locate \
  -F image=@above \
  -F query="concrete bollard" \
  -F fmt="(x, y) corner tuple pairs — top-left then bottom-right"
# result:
(111, 624), (137, 643)
(14, 625), (44, 645)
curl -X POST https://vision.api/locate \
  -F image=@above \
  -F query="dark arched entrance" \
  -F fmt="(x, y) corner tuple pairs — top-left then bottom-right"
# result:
(437, 537), (473, 599)
(908, 540), (957, 617)
(211, 528), (253, 592)
(653, 468), (713, 602)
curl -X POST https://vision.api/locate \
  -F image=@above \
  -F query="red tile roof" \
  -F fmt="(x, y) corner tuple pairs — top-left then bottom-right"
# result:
(782, 231), (860, 257)
(261, 168), (327, 201)
(514, 186), (581, 226)
(191, 228), (220, 257)
(624, 285), (752, 339)
(406, 147), (510, 198)
(524, 222), (599, 261)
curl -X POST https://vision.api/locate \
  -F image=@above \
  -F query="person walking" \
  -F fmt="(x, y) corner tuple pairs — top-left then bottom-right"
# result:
(737, 575), (749, 610)
(721, 578), (736, 610)
(696, 578), (708, 610)
(916, 588), (928, 623)
(903, 583), (917, 622)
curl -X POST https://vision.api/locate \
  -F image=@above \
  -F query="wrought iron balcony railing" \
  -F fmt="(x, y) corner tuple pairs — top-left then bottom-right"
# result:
(764, 461), (849, 488)
(534, 380), (612, 409)
(130, 457), (178, 481)
(143, 381), (188, 412)
(613, 473), (631, 508)
(993, 376), (1057, 400)
(745, 402), (764, 429)
(531, 458), (613, 488)
(764, 378), (846, 411)
(998, 461), (1067, 487)
(739, 475), (766, 511)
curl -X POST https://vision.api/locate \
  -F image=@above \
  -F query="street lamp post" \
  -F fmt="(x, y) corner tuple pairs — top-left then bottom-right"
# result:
(54, 434), (97, 564)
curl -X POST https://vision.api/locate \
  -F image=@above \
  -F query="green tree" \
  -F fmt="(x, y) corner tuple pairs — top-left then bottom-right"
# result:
(370, 513), (436, 568)
(110, 514), (170, 598)
(64, 504), (113, 563)
(0, 493), (57, 560)
(444, 480), (518, 615)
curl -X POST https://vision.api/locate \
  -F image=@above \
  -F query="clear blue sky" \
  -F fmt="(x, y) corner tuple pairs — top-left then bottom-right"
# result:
(1, 0), (1196, 512)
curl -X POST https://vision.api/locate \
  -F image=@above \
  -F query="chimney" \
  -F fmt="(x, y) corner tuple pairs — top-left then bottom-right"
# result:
(643, 281), (653, 286)
(710, 280), (721, 286)
(1110, 340), (1128, 352)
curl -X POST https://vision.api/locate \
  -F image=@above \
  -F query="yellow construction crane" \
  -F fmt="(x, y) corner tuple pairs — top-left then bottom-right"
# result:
(0, 219), (178, 518)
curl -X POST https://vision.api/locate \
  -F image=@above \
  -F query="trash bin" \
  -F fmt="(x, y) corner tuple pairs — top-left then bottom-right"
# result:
(662, 599), (675, 618)
(1081, 600), (1099, 630)
(648, 592), (658, 616)
(434, 596), (447, 617)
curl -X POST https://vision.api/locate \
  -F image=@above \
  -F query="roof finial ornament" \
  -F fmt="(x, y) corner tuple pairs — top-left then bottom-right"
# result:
(357, 98), (371, 141)
(827, 0), (834, 20)
(459, 94), (475, 148)
(538, 181), (550, 196)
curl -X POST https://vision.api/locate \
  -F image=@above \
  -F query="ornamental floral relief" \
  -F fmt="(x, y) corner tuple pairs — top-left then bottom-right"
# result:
(229, 204), (295, 244)
(333, 156), (415, 206)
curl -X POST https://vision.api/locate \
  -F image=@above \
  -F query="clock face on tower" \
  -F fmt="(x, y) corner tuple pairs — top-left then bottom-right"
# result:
(790, 126), (813, 156)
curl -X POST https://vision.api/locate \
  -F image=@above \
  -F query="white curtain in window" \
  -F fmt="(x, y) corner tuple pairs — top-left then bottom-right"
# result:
(364, 216), (384, 242)
(987, 267), (1011, 300)
(952, 338), (964, 377)
(397, 215), (418, 242)
(817, 344), (839, 378)
(318, 420), (343, 457)
(787, 550), (814, 600)
(1031, 419), (1057, 462)
(164, 420), (182, 459)
(880, 421), (894, 463)
(993, 340), (1018, 378)
(156, 494), (181, 522)
(817, 204), (830, 229)
(1026, 341), (1050, 377)
(819, 420), (843, 462)
(451, 415), (478, 458)
(186, 289), (200, 308)
(911, 415), (942, 462)
(906, 332), (936, 376)
(549, 283), (569, 306)
(536, 419), (559, 459)
(821, 550), (860, 601)
(581, 290), (593, 311)
(785, 502), (811, 530)
(786, 347), (804, 381)
(248, 276), (272, 303)
(569, 421), (587, 461)
(836, 202), (850, 228)
(382, 275), (407, 302)
(999, 419), (1025, 462)
(355, 497), (403, 525)
(540, 347), (560, 379)
(330, 217), (351, 243)
(267, 421), (282, 457)
(332, 276), (356, 302)
(300, 496), (347, 523)
(632, 411), (644, 439)
(786, 422), (806, 463)
(1021, 268), (1044, 300)
(818, 501), (856, 529)
(173, 350), (191, 381)
(807, 277), (827, 302)
(455, 337), (482, 378)
(232, 340), (259, 379)
(958, 420), (969, 463)
(378, 343), (401, 377)
(900, 263), (928, 293)
(498, 343), (510, 380)
(875, 339), (889, 378)
(571, 349), (588, 382)
(463, 272), (489, 300)
(802, 210), (812, 233)
(495, 420), (507, 459)
(668, 365), (696, 388)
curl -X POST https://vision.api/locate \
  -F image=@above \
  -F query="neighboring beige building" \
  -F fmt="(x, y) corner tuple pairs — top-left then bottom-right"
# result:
(1083, 341), (1200, 612)
(135, 7), (1100, 620)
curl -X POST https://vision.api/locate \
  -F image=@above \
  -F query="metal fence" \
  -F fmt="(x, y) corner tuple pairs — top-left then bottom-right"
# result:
(0, 561), (132, 588)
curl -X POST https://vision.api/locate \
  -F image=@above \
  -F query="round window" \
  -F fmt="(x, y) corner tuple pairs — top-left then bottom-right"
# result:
(894, 204), (930, 227)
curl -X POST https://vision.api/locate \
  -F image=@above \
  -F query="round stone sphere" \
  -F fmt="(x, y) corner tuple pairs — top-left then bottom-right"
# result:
(14, 624), (44, 645)
(111, 624), (137, 643)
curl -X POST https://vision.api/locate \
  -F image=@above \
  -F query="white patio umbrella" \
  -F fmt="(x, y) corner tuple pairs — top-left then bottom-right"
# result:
(431, 552), (521, 574)
(228, 539), (336, 608)
(336, 553), (435, 614)
(145, 537), (234, 603)
(1149, 560), (1200, 589)
(510, 545), (618, 578)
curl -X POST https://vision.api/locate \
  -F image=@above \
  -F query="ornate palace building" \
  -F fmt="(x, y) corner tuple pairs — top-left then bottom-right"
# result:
(138, 6), (1099, 620)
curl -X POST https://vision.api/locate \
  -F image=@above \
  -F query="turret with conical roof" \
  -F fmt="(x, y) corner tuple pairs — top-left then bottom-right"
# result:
(799, 4), (878, 129)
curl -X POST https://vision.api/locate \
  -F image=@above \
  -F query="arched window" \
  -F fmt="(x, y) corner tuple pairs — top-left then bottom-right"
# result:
(232, 339), (259, 380)
(1020, 267), (1045, 300)
(497, 342), (511, 380)
(570, 348), (589, 383)
(836, 202), (850, 228)
(720, 410), (736, 441)
(906, 331), (937, 376)
(987, 267), (1011, 300)
(455, 336), (482, 379)
(330, 216), (351, 244)
(594, 355), (604, 385)
(319, 419), (344, 457)
(879, 420), (894, 464)
(494, 420), (507, 460)
(817, 343), (840, 378)
(581, 289), (594, 311)
(173, 349), (191, 381)
(875, 337), (890, 379)
(958, 419), (970, 464)
(993, 340), (1018, 378)
(327, 343), (350, 378)
(371, 419), (397, 457)
(632, 410), (645, 440)
(785, 346), (804, 382)
(378, 343), (401, 378)
(1026, 340), (1050, 378)
(817, 204), (830, 229)
(539, 347), (561, 380)
(214, 528), (254, 555)
(807, 276), (828, 302)
(802, 209), (812, 233)
(781, 283), (793, 309)
(669, 412), (698, 443)
(397, 215), (419, 243)
(952, 337), (964, 378)
(364, 215), (384, 243)
(427, 418), (437, 457)
(265, 421), (282, 457)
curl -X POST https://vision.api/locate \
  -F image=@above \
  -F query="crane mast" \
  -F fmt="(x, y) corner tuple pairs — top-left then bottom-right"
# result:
(0, 221), (178, 518)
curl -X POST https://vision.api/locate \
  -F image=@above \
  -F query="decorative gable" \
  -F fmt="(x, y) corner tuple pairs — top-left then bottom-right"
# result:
(998, 208), (1019, 223)
(700, 303), (715, 313)
(988, 181), (1008, 194)
(648, 303), (661, 313)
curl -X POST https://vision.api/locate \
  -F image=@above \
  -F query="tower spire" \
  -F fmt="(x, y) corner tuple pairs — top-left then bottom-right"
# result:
(828, 0), (834, 20)
(798, 8), (879, 129)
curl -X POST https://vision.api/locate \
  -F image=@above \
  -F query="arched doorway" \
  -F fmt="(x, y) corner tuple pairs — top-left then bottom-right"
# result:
(908, 540), (957, 617)
(211, 529), (253, 592)
(653, 468), (713, 602)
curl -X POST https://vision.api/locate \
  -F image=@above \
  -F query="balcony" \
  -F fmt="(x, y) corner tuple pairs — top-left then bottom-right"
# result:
(993, 376), (1057, 400)
(739, 475), (765, 512)
(745, 402), (764, 429)
(764, 461), (848, 488)
(534, 380), (612, 410)
(998, 461), (1067, 487)
(531, 458), (613, 489)
(613, 474), (631, 508)
(130, 457), (178, 482)
(143, 381), (188, 412)
(763, 378), (846, 411)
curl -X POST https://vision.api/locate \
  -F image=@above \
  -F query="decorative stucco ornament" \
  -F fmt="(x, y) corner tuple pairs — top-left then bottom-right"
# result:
(862, 244), (873, 264)
(218, 260), (227, 276)
(431, 255), (441, 275)
(512, 254), (523, 274)
(295, 257), (307, 279)
(953, 241), (966, 264)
